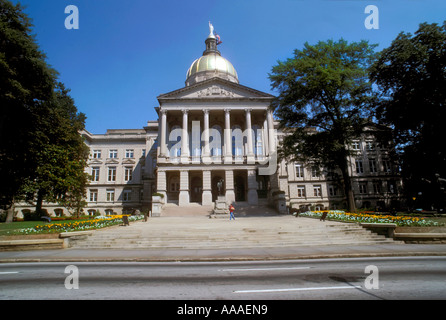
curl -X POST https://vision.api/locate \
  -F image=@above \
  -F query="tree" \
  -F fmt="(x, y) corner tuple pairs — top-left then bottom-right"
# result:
(369, 22), (446, 210)
(269, 39), (379, 212)
(27, 83), (90, 216)
(0, 0), (88, 220)
(0, 0), (57, 214)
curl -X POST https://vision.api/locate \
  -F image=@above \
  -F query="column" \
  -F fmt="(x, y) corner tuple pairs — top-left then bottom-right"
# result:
(263, 116), (269, 157)
(247, 169), (259, 205)
(202, 109), (211, 164)
(181, 109), (189, 163)
(224, 109), (232, 163)
(245, 108), (254, 163)
(267, 110), (276, 156)
(202, 170), (213, 206)
(160, 110), (168, 157)
(179, 169), (189, 206)
(225, 169), (235, 204)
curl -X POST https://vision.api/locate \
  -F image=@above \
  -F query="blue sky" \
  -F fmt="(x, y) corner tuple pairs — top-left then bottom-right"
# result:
(12, 0), (446, 134)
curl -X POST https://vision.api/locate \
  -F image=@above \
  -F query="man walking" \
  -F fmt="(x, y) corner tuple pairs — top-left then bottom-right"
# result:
(229, 204), (235, 220)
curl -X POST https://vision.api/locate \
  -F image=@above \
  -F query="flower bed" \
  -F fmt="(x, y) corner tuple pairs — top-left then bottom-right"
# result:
(295, 210), (443, 227)
(10, 215), (144, 235)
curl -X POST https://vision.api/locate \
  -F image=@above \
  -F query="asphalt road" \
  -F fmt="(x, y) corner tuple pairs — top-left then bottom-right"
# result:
(1, 256), (445, 301)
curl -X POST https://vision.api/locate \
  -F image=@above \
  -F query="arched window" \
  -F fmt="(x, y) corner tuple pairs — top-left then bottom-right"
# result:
(191, 122), (201, 161)
(210, 125), (222, 158)
(252, 125), (264, 157)
(169, 125), (181, 159)
(232, 125), (243, 159)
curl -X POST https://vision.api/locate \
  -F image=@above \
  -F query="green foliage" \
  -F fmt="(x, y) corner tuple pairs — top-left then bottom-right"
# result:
(0, 0), (88, 214)
(370, 21), (446, 209)
(0, 0), (58, 209)
(269, 39), (379, 211)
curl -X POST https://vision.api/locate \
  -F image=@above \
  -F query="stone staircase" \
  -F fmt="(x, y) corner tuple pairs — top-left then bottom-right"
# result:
(161, 203), (214, 217)
(69, 215), (401, 249)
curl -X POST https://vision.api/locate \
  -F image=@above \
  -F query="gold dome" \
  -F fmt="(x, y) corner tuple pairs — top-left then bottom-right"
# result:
(185, 29), (239, 86)
(186, 53), (238, 82)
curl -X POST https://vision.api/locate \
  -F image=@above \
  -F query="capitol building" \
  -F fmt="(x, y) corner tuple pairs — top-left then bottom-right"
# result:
(16, 25), (403, 217)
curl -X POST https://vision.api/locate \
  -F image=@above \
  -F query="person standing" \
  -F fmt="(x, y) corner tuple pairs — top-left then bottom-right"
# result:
(229, 204), (235, 220)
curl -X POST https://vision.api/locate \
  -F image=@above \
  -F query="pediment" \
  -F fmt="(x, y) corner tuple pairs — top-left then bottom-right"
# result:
(158, 78), (274, 101)
(89, 159), (103, 165)
(105, 158), (120, 165)
(122, 158), (136, 165)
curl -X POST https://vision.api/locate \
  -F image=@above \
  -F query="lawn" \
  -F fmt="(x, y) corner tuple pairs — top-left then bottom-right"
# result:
(0, 221), (43, 236)
(0, 215), (144, 236)
(296, 210), (445, 227)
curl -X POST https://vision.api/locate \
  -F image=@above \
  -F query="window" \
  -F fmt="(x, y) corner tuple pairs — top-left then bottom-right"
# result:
(253, 125), (264, 157)
(365, 141), (375, 151)
(352, 141), (361, 151)
(373, 182), (382, 194)
(359, 182), (368, 194)
(106, 189), (115, 202)
(210, 125), (222, 158)
(369, 159), (377, 173)
(170, 177), (180, 192)
(382, 159), (391, 173)
(142, 149), (146, 157)
(295, 164), (304, 178)
(123, 190), (132, 201)
(355, 159), (364, 174)
(109, 149), (118, 158)
(92, 150), (101, 159)
(89, 190), (98, 202)
(328, 185), (338, 197)
(125, 149), (134, 158)
(387, 181), (396, 194)
(124, 167), (133, 181)
(313, 185), (322, 197)
(169, 125), (181, 158)
(108, 167), (116, 182)
(297, 186), (305, 198)
(232, 126), (243, 159)
(91, 167), (100, 182)
(311, 166), (319, 178)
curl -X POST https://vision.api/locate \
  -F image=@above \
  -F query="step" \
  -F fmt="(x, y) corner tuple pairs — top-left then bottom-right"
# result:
(68, 216), (402, 249)
(72, 233), (396, 248)
(72, 238), (397, 249)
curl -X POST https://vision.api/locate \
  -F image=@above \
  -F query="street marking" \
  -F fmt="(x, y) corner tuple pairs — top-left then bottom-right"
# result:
(0, 272), (19, 275)
(234, 285), (361, 294)
(220, 267), (311, 272)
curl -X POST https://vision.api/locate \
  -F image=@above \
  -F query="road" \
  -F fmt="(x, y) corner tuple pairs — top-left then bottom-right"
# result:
(1, 257), (445, 301)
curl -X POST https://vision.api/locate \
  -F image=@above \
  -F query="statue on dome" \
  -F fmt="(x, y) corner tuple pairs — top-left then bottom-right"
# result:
(209, 21), (215, 38)
(209, 21), (222, 45)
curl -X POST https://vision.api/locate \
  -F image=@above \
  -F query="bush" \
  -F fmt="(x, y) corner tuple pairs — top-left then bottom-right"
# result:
(22, 209), (51, 221)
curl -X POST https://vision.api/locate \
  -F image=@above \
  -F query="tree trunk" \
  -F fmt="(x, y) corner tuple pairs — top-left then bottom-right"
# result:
(339, 156), (357, 212)
(35, 190), (44, 215)
(5, 201), (14, 224)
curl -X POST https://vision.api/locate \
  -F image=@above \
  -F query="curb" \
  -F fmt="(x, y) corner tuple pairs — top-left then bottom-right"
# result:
(1, 247), (446, 263)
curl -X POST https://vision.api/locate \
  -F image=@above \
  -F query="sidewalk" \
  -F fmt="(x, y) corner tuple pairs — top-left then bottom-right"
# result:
(1, 243), (446, 263)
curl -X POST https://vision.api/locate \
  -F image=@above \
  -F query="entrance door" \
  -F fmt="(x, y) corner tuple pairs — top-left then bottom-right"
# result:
(190, 176), (202, 203)
(234, 175), (246, 201)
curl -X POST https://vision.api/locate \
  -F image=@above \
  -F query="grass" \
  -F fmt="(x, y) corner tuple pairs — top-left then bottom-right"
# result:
(296, 210), (445, 227)
(0, 215), (143, 236)
(0, 221), (44, 236)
